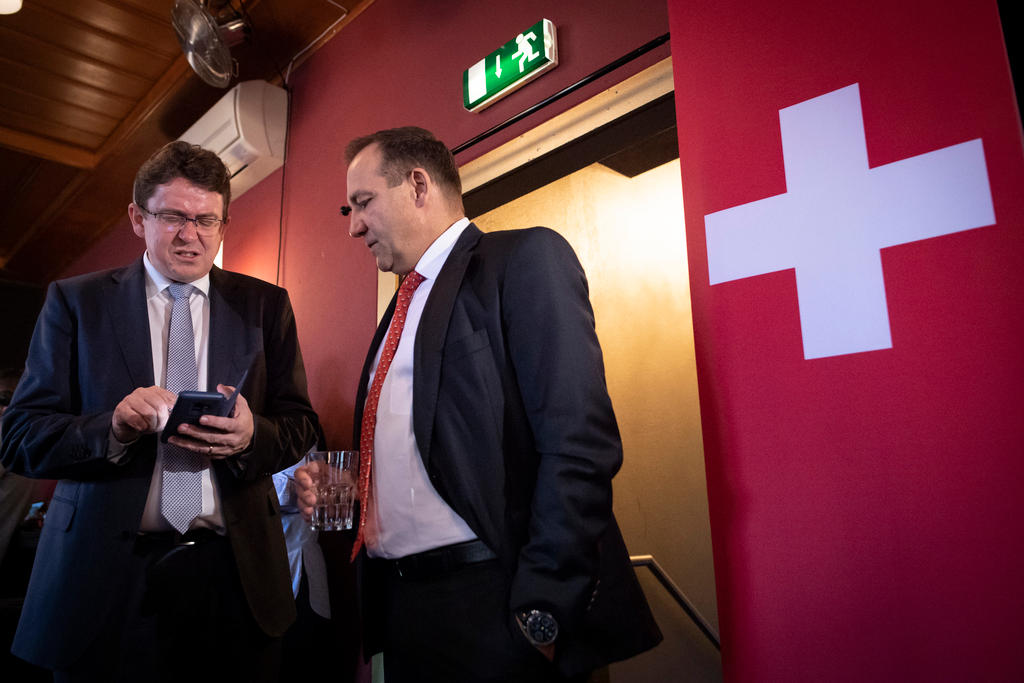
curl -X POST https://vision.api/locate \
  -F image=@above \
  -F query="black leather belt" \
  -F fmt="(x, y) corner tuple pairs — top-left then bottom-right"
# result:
(136, 527), (224, 550)
(386, 539), (497, 580)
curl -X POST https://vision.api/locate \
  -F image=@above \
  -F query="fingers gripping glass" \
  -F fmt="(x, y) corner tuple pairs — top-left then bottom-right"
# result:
(138, 205), (225, 233)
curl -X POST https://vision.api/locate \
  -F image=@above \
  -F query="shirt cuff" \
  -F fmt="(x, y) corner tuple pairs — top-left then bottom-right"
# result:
(107, 429), (137, 464)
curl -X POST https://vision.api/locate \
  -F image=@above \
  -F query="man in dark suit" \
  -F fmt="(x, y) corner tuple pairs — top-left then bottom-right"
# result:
(297, 127), (661, 682)
(0, 141), (319, 682)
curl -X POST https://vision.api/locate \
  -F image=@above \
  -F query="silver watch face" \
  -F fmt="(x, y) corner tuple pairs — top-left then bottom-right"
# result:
(525, 610), (558, 645)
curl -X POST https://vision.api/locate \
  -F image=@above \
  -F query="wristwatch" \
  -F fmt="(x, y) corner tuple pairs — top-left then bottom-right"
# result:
(516, 609), (559, 647)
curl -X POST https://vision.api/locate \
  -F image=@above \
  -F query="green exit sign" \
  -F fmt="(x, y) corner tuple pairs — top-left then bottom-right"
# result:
(463, 19), (558, 112)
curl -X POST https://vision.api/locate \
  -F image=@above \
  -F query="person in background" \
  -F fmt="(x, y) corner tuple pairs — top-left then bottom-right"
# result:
(276, 452), (332, 631)
(0, 367), (38, 568)
(275, 431), (335, 681)
(0, 141), (319, 682)
(0, 366), (50, 683)
(297, 127), (662, 683)
(275, 429), (362, 683)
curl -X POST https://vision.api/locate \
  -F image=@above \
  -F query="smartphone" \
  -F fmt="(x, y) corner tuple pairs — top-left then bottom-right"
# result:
(160, 369), (248, 443)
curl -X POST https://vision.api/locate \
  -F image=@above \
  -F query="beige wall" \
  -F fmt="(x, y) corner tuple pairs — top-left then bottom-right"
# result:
(473, 160), (718, 635)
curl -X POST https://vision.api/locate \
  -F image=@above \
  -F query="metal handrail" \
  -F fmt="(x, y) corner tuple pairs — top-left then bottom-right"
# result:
(631, 554), (721, 650)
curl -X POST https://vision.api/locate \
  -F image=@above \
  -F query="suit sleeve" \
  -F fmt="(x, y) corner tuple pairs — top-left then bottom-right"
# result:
(501, 228), (623, 632)
(0, 281), (122, 479)
(231, 287), (318, 480)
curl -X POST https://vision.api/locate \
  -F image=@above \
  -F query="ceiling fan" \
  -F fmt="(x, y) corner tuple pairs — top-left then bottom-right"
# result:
(171, 0), (250, 88)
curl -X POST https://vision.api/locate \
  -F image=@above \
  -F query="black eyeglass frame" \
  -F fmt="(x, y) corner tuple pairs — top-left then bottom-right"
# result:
(136, 205), (227, 232)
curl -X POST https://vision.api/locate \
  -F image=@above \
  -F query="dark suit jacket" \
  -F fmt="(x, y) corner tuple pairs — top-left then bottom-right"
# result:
(0, 260), (319, 669)
(356, 224), (662, 676)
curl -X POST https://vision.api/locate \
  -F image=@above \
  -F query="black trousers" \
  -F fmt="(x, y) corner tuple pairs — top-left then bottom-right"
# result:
(372, 557), (594, 683)
(279, 567), (362, 683)
(54, 530), (281, 683)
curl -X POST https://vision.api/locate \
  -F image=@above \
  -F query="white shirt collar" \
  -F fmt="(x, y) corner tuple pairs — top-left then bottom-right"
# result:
(142, 251), (211, 299)
(413, 217), (470, 280)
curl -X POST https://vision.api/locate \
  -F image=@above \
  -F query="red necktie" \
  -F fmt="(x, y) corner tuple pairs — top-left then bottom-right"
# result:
(351, 270), (426, 561)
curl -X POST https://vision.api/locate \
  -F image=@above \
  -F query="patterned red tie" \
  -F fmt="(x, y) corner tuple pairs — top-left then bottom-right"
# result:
(351, 270), (426, 560)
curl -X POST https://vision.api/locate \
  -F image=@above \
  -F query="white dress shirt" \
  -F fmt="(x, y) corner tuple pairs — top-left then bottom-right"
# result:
(137, 252), (225, 531)
(365, 217), (477, 559)
(274, 454), (330, 618)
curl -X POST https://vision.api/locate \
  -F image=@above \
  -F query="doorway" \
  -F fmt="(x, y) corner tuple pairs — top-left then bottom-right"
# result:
(461, 59), (721, 682)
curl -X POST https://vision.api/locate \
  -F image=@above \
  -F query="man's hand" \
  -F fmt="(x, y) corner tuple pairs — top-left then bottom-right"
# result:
(168, 384), (254, 459)
(294, 462), (320, 522)
(112, 386), (176, 443)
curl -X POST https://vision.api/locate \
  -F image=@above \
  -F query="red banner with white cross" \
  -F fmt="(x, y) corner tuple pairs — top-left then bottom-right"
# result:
(668, 0), (1024, 679)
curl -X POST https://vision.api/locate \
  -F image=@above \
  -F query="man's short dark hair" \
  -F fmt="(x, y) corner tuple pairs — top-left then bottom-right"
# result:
(133, 141), (232, 216)
(345, 127), (462, 200)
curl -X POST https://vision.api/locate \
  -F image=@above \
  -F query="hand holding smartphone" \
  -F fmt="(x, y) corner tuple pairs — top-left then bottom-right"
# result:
(160, 369), (248, 443)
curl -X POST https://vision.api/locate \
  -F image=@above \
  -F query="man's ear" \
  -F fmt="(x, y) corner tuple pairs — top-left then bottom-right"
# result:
(128, 203), (146, 238)
(410, 168), (430, 207)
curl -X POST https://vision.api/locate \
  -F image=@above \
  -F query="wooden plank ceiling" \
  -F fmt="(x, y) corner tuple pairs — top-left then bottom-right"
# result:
(0, 0), (372, 284)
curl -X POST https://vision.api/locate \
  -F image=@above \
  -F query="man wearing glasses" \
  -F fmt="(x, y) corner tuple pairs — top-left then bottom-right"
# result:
(0, 141), (319, 681)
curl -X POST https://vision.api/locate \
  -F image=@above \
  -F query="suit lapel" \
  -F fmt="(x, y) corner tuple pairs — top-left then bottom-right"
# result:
(105, 259), (154, 388)
(207, 267), (251, 388)
(412, 224), (482, 467)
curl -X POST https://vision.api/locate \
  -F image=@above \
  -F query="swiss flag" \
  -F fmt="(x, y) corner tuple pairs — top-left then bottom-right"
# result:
(669, 1), (1024, 680)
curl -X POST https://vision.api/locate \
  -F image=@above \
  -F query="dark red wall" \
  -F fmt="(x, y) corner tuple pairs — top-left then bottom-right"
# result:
(280, 0), (668, 447)
(63, 217), (140, 279)
(63, 0), (670, 448)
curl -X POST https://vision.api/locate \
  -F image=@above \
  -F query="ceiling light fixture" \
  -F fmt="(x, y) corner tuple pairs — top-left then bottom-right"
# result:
(0, 0), (24, 15)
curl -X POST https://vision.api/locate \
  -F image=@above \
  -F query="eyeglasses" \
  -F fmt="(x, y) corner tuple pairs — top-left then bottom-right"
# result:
(138, 205), (225, 233)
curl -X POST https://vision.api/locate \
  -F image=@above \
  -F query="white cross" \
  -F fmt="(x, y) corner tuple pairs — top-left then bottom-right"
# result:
(704, 83), (995, 359)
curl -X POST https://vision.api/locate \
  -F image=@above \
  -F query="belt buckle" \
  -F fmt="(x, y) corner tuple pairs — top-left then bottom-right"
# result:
(176, 528), (210, 546)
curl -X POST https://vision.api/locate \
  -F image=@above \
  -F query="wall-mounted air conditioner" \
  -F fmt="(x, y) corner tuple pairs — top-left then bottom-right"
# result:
(178, 80), (288, 199)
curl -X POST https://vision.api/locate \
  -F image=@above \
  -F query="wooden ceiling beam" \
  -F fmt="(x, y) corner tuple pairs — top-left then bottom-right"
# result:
(0, 126), (98, 169)
(0, 165), (90, 270)
(96, 55), (192, 159)
(0, 56), (193, 269)
(0, 0), (374, 281)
